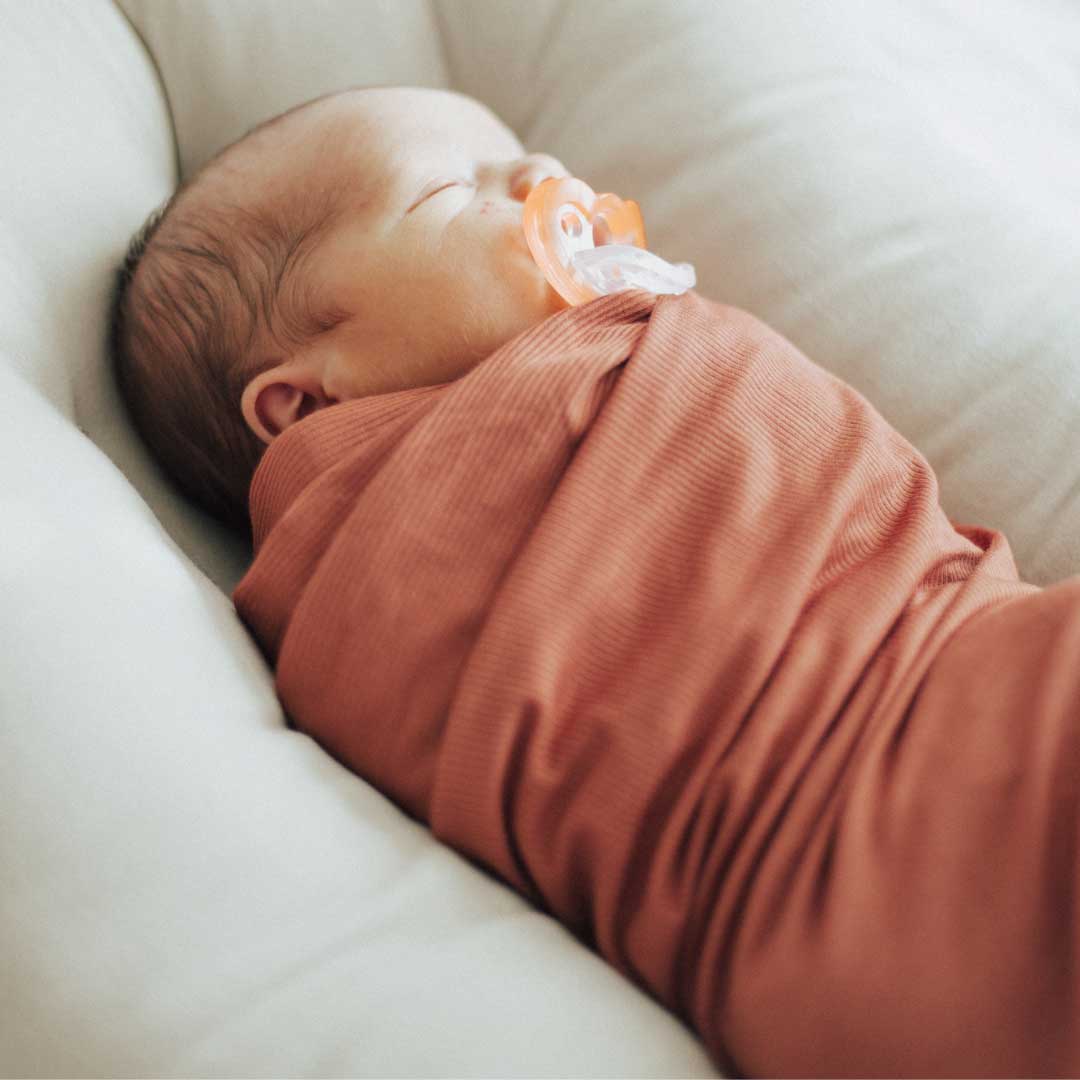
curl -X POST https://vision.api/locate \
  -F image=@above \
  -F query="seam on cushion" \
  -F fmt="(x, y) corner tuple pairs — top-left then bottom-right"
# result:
(108, 1), (181, 188)
(427, 0), (457, 93)
(427, 0), (571, 142)
(519, 0), (572, 144)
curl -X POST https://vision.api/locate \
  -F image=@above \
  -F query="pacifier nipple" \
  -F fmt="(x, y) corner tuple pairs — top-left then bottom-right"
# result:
(522, 176), (695, 306)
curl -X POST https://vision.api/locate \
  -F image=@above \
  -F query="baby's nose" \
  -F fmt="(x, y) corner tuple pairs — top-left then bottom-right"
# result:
(508, 154), (569, 201)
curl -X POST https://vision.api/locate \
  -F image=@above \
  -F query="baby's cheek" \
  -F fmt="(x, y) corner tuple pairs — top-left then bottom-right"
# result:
(459, 214), (558, 328)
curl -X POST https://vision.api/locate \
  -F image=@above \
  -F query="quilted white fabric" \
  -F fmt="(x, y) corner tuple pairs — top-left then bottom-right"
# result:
(2, 0), (1079, 1075)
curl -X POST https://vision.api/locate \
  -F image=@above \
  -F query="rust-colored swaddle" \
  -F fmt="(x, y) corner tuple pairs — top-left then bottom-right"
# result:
(234, 290), (1080, 1077)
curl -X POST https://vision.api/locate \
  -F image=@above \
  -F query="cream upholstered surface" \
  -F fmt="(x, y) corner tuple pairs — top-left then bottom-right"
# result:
(2, 0), (1079, 1076)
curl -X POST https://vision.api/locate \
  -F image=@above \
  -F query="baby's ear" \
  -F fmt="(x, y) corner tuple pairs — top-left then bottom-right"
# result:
(241, 364), (333, 444)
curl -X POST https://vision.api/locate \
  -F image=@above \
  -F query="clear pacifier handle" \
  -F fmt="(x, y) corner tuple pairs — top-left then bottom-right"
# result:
(522, 176), (695, 305)
(573, 244), (697, 296)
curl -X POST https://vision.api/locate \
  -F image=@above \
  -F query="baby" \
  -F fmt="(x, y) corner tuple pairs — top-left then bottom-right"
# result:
(111, 86), (572, 534)
(112, 85), (1080, 1079)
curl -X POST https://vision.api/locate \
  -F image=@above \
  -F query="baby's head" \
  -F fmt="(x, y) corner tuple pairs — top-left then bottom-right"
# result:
(111, 86), (569, 533)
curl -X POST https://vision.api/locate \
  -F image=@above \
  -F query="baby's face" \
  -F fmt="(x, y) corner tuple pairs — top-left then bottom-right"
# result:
(223, 87), (571, 443)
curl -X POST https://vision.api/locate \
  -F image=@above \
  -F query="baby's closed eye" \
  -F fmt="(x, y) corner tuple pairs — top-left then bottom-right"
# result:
(407, 177), (474, 214)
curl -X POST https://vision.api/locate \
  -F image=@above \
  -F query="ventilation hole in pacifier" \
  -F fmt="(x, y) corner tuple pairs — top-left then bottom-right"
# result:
(560, 210), (583, 239)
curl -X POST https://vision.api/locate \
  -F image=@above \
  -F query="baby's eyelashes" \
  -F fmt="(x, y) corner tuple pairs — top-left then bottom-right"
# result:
(406, 176), (474, 214)
(406, 156), (569, 212)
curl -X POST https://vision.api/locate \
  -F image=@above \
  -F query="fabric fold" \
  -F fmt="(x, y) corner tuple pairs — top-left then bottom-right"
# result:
(234, 288), (1080, 1077)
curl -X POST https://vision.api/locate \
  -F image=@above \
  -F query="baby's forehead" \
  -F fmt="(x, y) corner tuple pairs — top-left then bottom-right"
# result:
(176, 104), (377, 229)
(272, 88), (522, 178)
(175, 87), (523, 244)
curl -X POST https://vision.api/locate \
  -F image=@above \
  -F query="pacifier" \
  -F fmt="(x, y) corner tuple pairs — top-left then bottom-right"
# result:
(523, 176), (696, 305)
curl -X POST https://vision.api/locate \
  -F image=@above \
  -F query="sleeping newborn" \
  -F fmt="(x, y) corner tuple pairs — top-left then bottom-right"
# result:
(113, 85), (1080, 1079)
(111, 86), (570, 533)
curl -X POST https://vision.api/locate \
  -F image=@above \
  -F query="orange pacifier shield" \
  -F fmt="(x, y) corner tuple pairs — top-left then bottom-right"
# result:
(523, 176), (647, 305)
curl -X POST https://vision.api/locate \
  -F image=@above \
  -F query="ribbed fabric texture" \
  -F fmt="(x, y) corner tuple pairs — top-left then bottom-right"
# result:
(234, 290), (1080, 1077)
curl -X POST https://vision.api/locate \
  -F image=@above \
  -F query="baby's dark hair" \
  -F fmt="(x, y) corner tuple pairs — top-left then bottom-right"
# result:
(109, 103), (347, 538)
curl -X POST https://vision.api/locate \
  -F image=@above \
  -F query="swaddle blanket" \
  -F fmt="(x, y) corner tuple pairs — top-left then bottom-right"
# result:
(234, 290), (1080, 1077)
